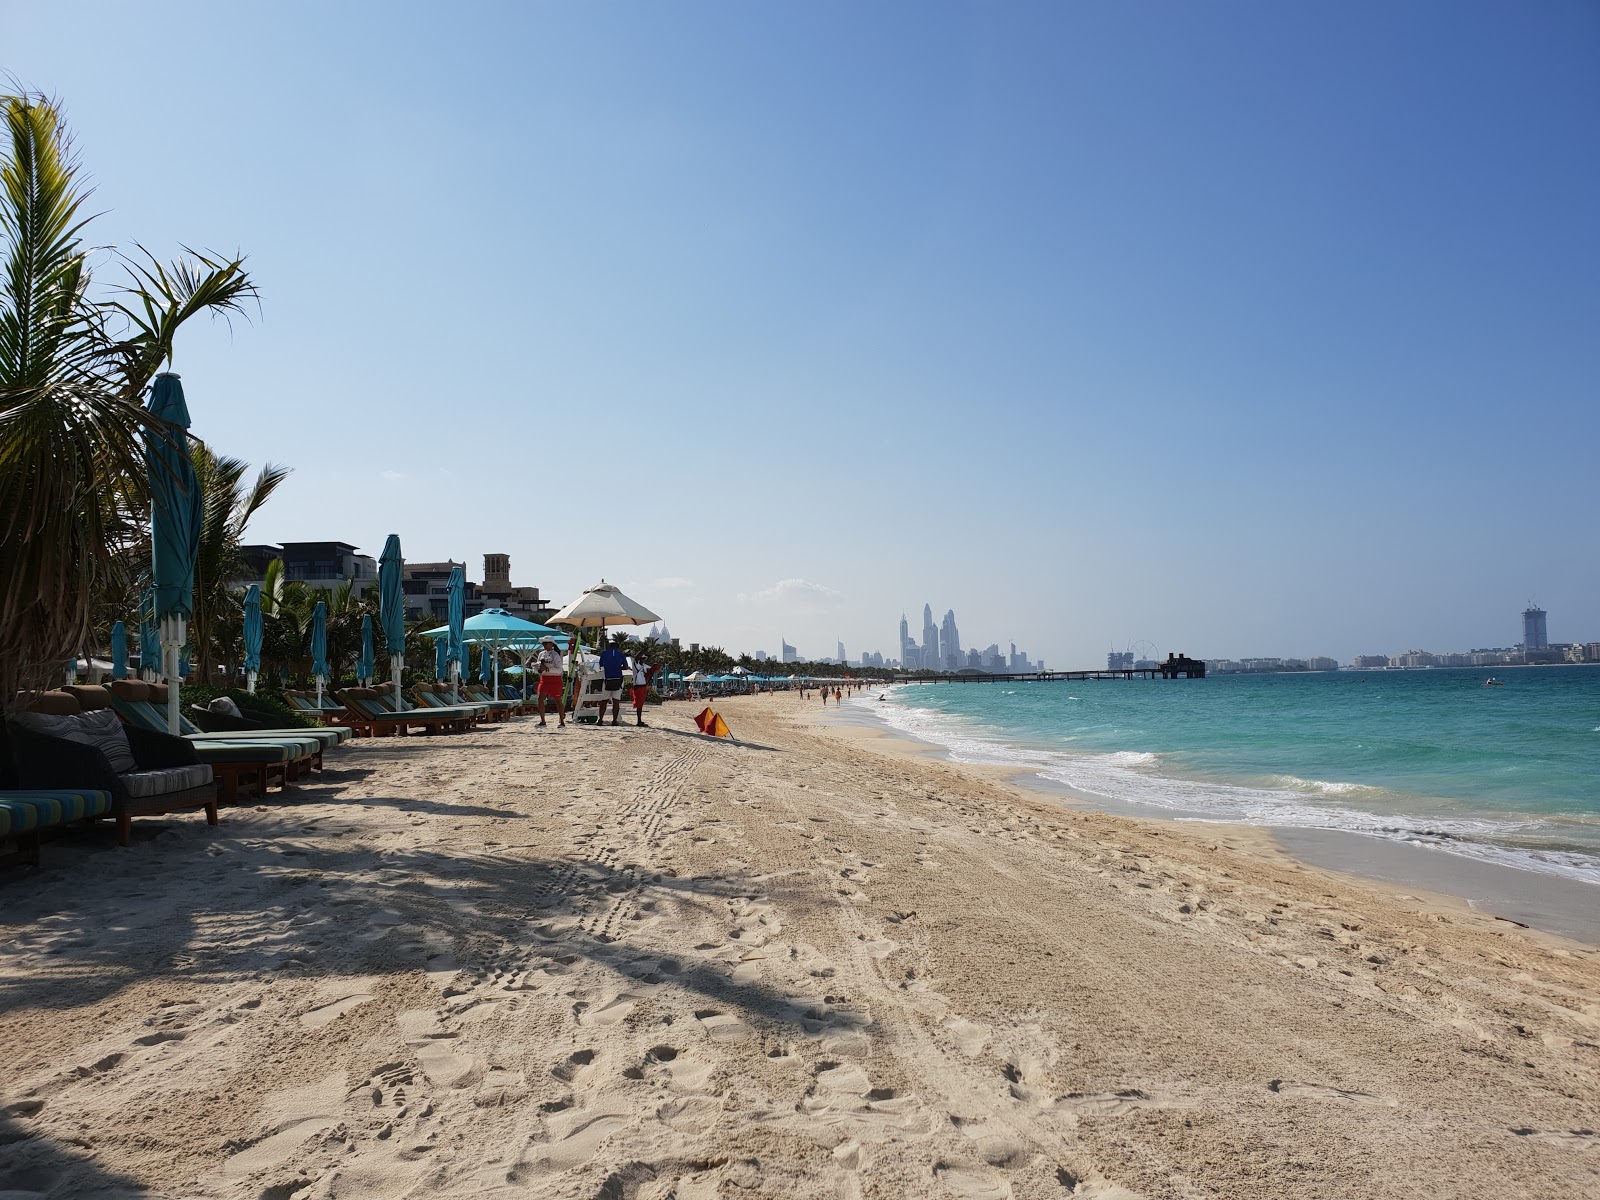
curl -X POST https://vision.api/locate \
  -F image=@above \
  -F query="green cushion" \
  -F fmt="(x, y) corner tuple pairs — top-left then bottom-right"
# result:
(185, 740), (293, 764)
(0, 789), (115, 836)
(187, 730), (326, 756)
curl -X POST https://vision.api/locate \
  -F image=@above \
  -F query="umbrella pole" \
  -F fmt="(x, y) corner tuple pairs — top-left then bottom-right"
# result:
(161, 615), (185, 736)
(393, 653), (403, 711)
(316, 676), (324, 710)
(247, 671), (257, 695)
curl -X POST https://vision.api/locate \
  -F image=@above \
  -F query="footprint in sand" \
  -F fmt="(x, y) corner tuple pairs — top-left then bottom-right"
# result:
(695, 1009), (754, 1042)
(222, 1071), (345, 1179)
(1268, 1080), (1397, 1107)
(1054, 1090), (1189, 1116)
(934, 1162), (1013, 1199)
(551, 1048), (595, 1083)
(300, 985), (376, 1029)
(1509, 1127), (1599, 1145)
(574, 993), (637, 1027)
(513, 1110), (635, 1176)
(943, 1018), (991, 1058)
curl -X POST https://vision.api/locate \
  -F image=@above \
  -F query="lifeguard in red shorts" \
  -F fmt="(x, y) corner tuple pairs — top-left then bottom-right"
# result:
(535, 635), (566, 728)
(629, 653), (658, 727)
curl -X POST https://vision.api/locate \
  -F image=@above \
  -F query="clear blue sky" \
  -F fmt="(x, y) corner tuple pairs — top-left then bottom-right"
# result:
(7, 1), (1598, 665)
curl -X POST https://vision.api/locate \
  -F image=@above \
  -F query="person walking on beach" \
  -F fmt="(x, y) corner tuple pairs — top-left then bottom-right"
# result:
(834, 686), (843, 704)
(535, 636), (566, 728)
(598, 635), (629, 726)
(629, 651), (657, 727)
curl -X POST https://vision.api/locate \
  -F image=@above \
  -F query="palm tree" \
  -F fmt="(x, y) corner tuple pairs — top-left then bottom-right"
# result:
(0, 90), (256, 706)
(189, 444), (288, 681)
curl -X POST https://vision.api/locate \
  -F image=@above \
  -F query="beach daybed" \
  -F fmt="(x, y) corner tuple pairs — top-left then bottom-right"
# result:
(5, 696), (219, 847)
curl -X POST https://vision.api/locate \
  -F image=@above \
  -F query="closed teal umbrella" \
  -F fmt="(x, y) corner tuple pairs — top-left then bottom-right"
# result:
(358, 614), (375, 686)
(311, 600), (329, 708)
(434, 635), (449, 683)
(243, 584), (263, 693)
(110, 622), (128, 680)
(446, 564), (465, 699)
(479, 643), (494, 686)
(145, 374), (201, 733)
(378, 534), (405, 709)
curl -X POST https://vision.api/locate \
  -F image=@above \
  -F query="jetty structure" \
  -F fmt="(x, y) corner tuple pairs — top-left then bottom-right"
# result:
(896, 652), (1205, 683)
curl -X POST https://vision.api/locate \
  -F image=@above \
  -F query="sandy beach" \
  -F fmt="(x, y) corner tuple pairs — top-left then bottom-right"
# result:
(4, 694), (1599, 1199)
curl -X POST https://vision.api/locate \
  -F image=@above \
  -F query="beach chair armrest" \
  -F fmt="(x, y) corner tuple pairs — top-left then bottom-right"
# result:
(124, 725), (202, 769)
(5, 721), (126, 798)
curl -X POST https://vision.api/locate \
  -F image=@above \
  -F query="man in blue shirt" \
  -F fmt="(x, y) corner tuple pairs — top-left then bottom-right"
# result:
(597, 635), (630, 726)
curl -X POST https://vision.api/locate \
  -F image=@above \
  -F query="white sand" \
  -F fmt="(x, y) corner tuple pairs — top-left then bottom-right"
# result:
(2, 694), (1598, 1198)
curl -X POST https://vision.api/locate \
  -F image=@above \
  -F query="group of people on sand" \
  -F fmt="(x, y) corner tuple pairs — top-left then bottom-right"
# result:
(805, 682), (864, 706)
(532, 633), (657, 730)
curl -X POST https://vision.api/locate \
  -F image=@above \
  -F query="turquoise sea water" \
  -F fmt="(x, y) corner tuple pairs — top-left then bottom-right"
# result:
(858, 667), (1600, 884)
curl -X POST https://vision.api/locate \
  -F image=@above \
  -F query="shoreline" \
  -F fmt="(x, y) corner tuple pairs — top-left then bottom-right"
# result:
(818, 694), (1600, 946)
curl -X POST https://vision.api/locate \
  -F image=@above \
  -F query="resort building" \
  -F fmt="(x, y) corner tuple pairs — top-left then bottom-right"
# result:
(236, 541), (377, 596)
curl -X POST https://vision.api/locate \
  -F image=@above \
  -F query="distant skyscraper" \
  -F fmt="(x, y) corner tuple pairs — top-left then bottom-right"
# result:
(1523, 605), (1548, 652)
(781, 639), (798, 664)
(837, 640), (847, 665)
(940, 609), (961, 670)
(922, 604), (939, 671)
(899, 613), (912, 664)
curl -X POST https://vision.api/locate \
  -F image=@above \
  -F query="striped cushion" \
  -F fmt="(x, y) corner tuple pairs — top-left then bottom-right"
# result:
(119, 765), (213, 798)
(0, 790), (116, 837)
(12, 710), (138, 773)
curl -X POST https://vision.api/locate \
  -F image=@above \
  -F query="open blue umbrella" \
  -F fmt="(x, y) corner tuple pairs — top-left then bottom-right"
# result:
(110, 621), (128, 680)
(358, 614), (375, 686)
(138, 588), (159, 682)
(446, 564), (465, 699)
(421, 608), (570, 703)
(243, 584), (263, 693)
(311, 600), (329, 708)
(145, 374), (201, 733)
(379, 534), (405, 709)
(434, 635), (449, 683)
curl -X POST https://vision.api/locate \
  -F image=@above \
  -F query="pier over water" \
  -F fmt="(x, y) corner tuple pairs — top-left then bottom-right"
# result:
(895, 653), (1206, 683)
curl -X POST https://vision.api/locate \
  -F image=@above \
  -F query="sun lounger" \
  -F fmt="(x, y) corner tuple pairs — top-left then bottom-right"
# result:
(460, 685), (523, 717)
(412, 686), (503, 723)
(282, 690), (352, 730)
(185, 698), (349, 748)
(335, 688), (472, 736)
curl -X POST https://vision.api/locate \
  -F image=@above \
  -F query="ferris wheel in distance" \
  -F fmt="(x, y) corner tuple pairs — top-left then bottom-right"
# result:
(1130, 640), (1160, 667)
